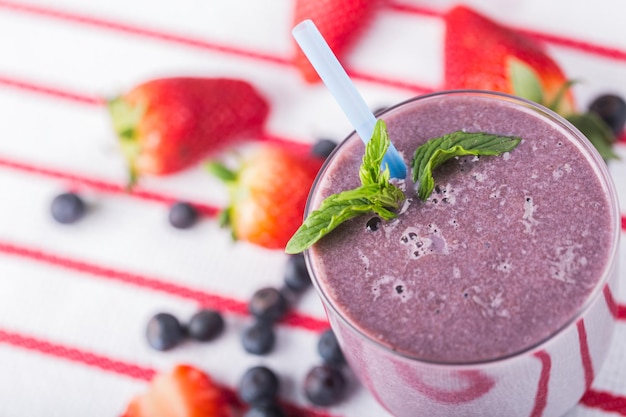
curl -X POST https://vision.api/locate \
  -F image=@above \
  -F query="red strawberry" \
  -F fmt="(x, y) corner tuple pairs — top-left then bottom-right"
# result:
(121, 364), (234, 417)
(293, 0), (386, 83)
(208, 145), (324, 250)
(444, 5), (575, 115)
(108, 77), (269, 185)
(444, 6), (619, 161)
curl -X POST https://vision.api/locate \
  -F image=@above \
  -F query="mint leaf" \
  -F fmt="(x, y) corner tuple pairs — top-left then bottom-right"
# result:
(359, 119), (390, 186)
(411, 131), (521, 201)
(285, 120), (405, 254)
(284, 191), (381, 254)
(567, 112), (619, 161)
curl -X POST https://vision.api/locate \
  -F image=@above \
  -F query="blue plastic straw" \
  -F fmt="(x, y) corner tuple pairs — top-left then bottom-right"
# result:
(292, 19), (407, 179)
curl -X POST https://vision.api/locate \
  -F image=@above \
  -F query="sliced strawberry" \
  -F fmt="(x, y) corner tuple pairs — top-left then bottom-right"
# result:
(292, 0), (386, 83)
(121, 364), (234, 417)
(443, 5), (575, 115)
(208, 145), (323, 250)
(108, 77), (269, 185)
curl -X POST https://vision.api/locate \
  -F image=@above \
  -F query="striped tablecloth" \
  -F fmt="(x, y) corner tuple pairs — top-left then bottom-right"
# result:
(1, 1), (625, 416)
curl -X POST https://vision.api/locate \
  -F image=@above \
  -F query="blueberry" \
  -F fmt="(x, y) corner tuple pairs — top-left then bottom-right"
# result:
(243, 403), (287, 417)
(146, 312), (186, 351)
(242, 320), (275, 355)
(311, 138), (337, 159)
(187, 309), (224, 342)
(283, 254), (311, 292)
(588, 94), (626, 136)
(248, 288), (288, 322)
(239, 366), (280, 405)
(168, 201), (198, 229)
(303, 364), (347, 406)
(318, 329), (345, 365)
(50, 192), (86, 224)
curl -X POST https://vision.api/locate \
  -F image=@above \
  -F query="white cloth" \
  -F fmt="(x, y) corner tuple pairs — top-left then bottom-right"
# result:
(0, 0), (625, 416)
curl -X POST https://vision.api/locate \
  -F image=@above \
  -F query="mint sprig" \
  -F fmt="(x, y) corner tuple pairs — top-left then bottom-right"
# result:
(411, 131), (521, 201)
(285, 120), (405, 254)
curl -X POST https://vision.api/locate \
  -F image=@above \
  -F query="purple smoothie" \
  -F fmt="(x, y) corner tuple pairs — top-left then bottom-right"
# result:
(307, 92), (616, 364)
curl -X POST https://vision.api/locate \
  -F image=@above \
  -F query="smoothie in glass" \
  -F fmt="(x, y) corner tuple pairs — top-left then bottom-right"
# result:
(304, 91), (619, 417)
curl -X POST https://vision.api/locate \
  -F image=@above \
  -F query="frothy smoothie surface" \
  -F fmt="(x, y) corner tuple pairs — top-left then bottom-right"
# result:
(308, 94), (615, 363)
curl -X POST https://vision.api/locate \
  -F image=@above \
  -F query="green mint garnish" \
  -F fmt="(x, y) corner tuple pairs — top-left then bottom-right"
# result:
(285, 120), (406, 254)
(411, 131), (521, 201)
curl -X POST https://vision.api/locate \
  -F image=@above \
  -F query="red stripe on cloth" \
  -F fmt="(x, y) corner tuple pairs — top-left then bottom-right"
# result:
(1, 137), (626, 235)
(581, 390), (626, 415)
(0, 0), (288, 66)
(519, 29), (626, 63)
(387, 3), (444, 18)
(1, 72), (624, 156)
(0, 240), (329, 333)
(530, 350), (551, 417)
(576, 320), (595, 389)
(0, 75), (312, 153)
(0, 2), (429, 94)
(258, 133), (314, 152)
(4, 0), (625, 68)
(604, 284), (619, 319)
(0, 328), (156, 381)
(0, 155), (220, 217)
(0, 328), (341, 417)
(0, 74), (104, 106)
(388, 2), (626, 64)
(347, 68), (436, 94)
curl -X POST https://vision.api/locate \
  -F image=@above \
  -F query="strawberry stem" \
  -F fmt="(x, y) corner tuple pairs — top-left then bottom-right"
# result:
(107, 96), (144, 188)
(205, 161), (237, 182)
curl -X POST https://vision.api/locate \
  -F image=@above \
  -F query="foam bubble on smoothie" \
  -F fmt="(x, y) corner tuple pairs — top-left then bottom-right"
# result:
(553, 163), (572, 180)
(472, 172), (488, 182)
(452, 265), (461, 279)
(521, 195), (539, 234)
(392, 279), (413, 303)
(495, 259), (513, 273)
(468, 286), (511, 319)
(400, 224), (451, 260)
(371, 275), (414, 303)
(357, 248), (371, 275)
(550, 242), (584, 284)
(427, 183), (458, 206)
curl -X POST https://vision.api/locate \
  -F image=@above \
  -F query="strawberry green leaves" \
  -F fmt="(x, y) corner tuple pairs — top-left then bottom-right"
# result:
(285, 120), (405, 254)
(508, 58), (576, 114)
(566, 112), (620, 161)
(411, 131), (521, 201)
(507, 58), (619, 162)
(508, 58), (545, 106)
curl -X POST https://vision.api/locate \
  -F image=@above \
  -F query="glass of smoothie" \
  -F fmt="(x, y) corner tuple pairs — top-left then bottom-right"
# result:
(303, 91), (620, 417)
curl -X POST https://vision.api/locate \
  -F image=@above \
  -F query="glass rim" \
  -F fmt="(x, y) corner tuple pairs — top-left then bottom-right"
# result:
(304, 89), (621, 367)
